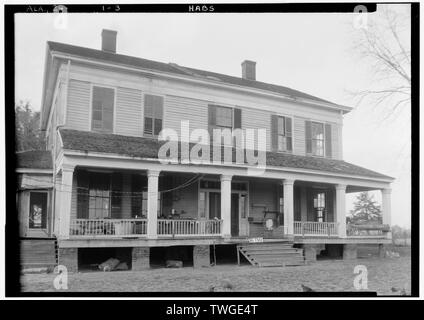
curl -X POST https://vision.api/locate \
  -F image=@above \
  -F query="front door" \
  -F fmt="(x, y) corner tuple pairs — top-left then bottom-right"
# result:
(27, 191), (49, 237)
(238, 193), (249, 236)
(231, 193), (239, 236)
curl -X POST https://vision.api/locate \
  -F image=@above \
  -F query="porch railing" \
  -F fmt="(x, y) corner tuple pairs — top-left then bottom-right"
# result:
(294, 221), (339, 237)
(70, 219), (147, 237)
(347, 224), (390, 237)
(157, 219), (222, 237)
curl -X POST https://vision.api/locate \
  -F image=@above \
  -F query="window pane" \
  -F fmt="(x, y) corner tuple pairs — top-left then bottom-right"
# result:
(278, 117), (285, 135)
(92, 110), (102, 121)
(144, 117), (153, 135)
(278, 135), (286, 151)
(215, 106), (232, 128)
(240, 195), (247, 218)
(29, 193), (47, 229)
(199, 192), (206, 218)
(312, 122), (324, 139)
(154, 119), (162, 136)
(88, 173), (111, 219)
(92, 87), (114, 132)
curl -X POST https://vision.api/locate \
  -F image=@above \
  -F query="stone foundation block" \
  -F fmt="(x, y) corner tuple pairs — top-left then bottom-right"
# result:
(132, 247), (150, 271)
(58, 247), (78, 273)
(343, 244), (358, 260)
(193, 245), (210, 268)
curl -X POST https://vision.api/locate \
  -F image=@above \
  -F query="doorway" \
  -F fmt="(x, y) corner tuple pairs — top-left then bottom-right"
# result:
(231, 194), (239, 236)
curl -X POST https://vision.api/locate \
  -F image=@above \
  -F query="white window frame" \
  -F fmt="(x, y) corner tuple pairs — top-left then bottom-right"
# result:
(28, 191), (49, 230)
(275, 114), (294, 153)
(88, 83), (117, 134)
(142, 92), (165, 138)
(310, 120), (326, 157)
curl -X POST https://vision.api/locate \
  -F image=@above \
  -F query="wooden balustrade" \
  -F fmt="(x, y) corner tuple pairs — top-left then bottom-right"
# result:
(157, 219), (222, 237)
(70, 219), (147, 237)
(294, 221), (339, 237)
(346, 224), (390, 237)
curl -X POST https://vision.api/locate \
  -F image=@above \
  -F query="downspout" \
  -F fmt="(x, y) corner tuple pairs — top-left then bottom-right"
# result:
(51, 59), (71, 238)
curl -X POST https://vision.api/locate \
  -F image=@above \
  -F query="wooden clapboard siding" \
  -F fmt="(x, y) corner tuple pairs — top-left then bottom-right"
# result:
(66, 80), (91, 131)
(242, 107), (271, 151)
(293, 117), (306, 156)
(331, 123), (341, 160)
(115, 87), (143, 136)
(163, 95), (208, 140)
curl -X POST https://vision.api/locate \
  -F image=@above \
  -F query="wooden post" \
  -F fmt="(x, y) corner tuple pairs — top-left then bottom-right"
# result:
(147, 170), (160, 239)
(58, 164), (74, 239)
(220, 174), (232, 237)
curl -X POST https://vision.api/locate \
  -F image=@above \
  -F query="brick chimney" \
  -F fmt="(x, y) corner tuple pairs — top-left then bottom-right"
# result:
(241, 60), (256, 80)
(101, 29), (117, 53)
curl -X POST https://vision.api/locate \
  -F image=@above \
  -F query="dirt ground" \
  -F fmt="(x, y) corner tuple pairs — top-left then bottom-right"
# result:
(21, 254), (411, 295)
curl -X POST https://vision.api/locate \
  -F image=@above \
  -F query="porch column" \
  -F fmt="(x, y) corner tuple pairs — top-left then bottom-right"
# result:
(381, 188), (392, 226)
(58, 164), (74, 240)
(283, 179), (295, 235)
(336, 184), (346, 237)
(147, 170), (160, 239)
(220, 174), (232, 237)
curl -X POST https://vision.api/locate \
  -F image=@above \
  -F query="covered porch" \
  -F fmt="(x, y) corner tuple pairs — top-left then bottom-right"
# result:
(56, 165), (392, 242)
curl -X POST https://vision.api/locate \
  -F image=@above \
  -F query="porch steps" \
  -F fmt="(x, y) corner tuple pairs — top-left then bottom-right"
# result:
(237, 241), (305, 267)
(20, 239), (58, 270)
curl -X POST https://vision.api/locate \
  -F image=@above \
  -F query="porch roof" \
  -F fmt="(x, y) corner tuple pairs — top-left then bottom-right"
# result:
(16, 150), (53, 170)
(59, 129), (393, 180)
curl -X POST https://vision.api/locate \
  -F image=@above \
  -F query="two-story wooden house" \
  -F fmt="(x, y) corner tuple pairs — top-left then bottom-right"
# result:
(17, 29), (394, 271)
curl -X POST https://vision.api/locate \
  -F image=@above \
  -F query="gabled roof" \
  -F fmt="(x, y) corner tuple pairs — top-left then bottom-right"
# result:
(59, 129), (393, 180)
(42, 41), (350, 128)
(16, 150), (53, 170)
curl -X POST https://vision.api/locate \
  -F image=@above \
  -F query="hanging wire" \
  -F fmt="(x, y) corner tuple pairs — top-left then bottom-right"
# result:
(19, 173), (206, 197)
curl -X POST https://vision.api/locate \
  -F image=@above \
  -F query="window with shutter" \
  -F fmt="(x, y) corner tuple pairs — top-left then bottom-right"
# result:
(272, 115), (293, 152)
(144, 94), (164, 136)
(311, 122), (324, 157)
(208, 105), (241, 147)
(91, 86), (114, 133)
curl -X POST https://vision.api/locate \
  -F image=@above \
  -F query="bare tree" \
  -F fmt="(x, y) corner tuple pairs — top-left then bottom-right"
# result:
(352, 5), (411, 121)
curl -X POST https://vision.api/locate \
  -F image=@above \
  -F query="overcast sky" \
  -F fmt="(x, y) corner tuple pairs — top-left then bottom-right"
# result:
(15, 4), (411, 227)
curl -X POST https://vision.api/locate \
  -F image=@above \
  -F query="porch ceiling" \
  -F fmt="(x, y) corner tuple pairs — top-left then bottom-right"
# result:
(59, 129), (393, 181)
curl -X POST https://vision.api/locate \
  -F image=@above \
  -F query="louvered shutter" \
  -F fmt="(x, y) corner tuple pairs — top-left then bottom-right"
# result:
(325, 123), (332, 158)
(305, 120), (312, 154)
(271, 114), (278, 152)
(285, 117), (292, 151)
(233, 108), (242, 129)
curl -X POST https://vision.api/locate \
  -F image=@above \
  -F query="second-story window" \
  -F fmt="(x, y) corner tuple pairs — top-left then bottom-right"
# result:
(215, 106), (233, 129)
(144, 94), (163, 136)
(306, 121), (332, 157)
(311, 122), (324, 156)
(208, 105), (242, 147)
(92, 86), (114, 133)
(271, 115), (292, 152)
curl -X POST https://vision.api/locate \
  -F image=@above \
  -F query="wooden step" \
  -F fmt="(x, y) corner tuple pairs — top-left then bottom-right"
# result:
(239, 244), (294, 250)
(240, 248), (302, 254)
(237, 241), (305, 268)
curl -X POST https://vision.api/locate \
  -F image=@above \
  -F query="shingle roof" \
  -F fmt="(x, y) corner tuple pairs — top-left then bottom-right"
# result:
(60, 129), (393, 180)
(16, 150), (53, 170)
(47, 41), (341, 107)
